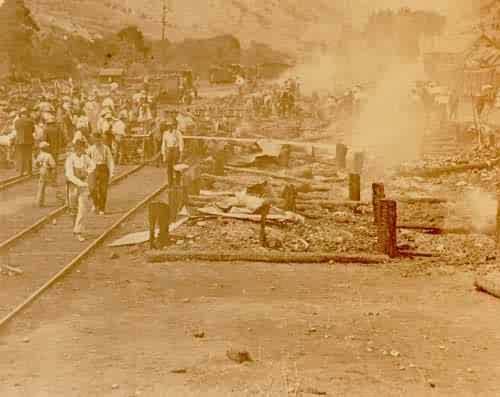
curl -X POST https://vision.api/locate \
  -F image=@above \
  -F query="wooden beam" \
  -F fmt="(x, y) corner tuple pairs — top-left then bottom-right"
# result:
(146, 250), (390, 264)
(184, 135), (337, 153)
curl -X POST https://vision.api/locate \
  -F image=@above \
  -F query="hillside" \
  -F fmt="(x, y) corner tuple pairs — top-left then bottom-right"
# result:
(26, 0), (345, 54)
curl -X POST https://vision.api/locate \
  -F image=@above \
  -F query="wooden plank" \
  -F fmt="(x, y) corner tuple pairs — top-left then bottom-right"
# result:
(146, 250), (390, 265)
(224, 165), (339, 186)
(184, 135), (337, 152)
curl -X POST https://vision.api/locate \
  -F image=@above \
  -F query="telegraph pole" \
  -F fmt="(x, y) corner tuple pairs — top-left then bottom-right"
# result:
(162, 0), (167, 41)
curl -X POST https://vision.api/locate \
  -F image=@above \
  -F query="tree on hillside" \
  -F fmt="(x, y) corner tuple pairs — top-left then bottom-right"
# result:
(117, 25), (150, 56)
(0, 0), (39, 78)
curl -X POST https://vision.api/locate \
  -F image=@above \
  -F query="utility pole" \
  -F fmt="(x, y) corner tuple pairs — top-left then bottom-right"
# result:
(162, 0), (167, 42)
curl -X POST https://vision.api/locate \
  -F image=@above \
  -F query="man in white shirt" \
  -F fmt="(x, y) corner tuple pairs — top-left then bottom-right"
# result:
(87, 132), (114, 215)
(65, 139), (95, 241)
(161, 118), (184, 186)
(112, 114), (127, 163)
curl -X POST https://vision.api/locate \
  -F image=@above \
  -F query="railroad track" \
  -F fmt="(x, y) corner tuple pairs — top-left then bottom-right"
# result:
(0, 165), (168, 329)
(0, 154), (68, 192)
(0, 164), (138, 246)
(0, 173), (32, 191)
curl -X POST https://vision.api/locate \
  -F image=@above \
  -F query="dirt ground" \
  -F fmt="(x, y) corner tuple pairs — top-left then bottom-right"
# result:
(2, 88), (500, 396)
(1, 228), (500, 397)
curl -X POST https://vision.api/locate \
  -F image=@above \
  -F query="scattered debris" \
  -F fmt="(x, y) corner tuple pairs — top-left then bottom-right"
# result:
(296, 386), (328, 395)
(170, 368), (187, 374)
(226, 348), (252, 363)
(4, 265), (23, 275)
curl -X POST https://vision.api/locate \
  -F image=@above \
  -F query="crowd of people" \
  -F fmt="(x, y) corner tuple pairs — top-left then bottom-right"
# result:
(0, 73), (333, 242)
(0, 81), (193, 242)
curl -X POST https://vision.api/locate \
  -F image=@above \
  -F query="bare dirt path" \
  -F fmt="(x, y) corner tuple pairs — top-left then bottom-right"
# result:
(0, 233), (499, 396)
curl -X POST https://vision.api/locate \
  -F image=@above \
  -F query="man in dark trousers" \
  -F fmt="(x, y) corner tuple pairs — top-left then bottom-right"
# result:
(43, 113), (63, 167)
(160, 118), (184, 186)
(87, 132), (115, 215)
(14, 108), (35, 176)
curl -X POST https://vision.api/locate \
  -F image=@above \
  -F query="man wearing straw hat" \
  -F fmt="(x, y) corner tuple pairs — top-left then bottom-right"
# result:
(87, 132), (114, 215)
(34, 141), (56, 207)
(161, 117), (184, 186)
(65, 138), (95, 242)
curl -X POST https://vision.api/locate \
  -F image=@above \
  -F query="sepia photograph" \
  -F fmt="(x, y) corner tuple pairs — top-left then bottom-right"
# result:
(0, 0), (498, 395)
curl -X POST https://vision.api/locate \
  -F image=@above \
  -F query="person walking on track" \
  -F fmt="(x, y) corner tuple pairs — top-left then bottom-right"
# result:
(34, 141), (56, 207)
(161, 118), (184, 186)
(65, 138), (95, 242)
(14, 107), (35, 176)
(87, 132), (114, 215)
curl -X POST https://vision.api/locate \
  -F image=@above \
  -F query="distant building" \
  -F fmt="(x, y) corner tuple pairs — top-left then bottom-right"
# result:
(98, 68), (124, 84)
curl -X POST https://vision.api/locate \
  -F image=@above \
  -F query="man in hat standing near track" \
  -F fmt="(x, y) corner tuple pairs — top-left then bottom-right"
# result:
(65, 138), (95, 242)
(14, 107), (35, 176)
(34, 141), (56, 207)
(161, 117), (184, 186)
(87, 132), (114, 215)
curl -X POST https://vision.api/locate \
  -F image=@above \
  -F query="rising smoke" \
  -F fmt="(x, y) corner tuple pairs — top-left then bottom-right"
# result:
(351, 60), (427, 168)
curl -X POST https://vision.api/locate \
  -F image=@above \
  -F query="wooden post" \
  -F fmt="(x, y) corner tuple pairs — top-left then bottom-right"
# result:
(214, 150), (225, 176)
(496, 187), (500, 250)
(282, 184), (297, 212)
(189, 165), (201, 196)
(278, 145), (291, 168)
(349, 173), (361, 201)
(372, 183), (385, 225)
(377, 199), (398, 258)
(336, 143), (348, 169)
(258, 202), (271, 248)
(353, 151), (364, 174)
(168, 186), (184, 221)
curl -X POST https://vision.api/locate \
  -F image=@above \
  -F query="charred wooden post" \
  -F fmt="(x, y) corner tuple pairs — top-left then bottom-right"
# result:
(148, 202), (170, 249)
(168, 185), (185, 221)
(349, 173), (361, 201)
(185, 164), (201, 196)
(353, 151), (364, 174)
(278, 145), (291, 168)
(214, 149), (225, 176)
(377, 199), (398, 258)
(496, 187), (500, 250)
(257, 202), (272, 247)
(372, 183), (385, 225)
(336, 143), (348, 169)
(282, 184), (297, 212)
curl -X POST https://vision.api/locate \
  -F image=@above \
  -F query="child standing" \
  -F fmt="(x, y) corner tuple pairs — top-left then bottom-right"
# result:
(35, 141), (56, 207)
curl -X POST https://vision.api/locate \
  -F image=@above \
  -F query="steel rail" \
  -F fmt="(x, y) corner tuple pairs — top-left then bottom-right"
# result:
(0, 172), (167, 329)
(0, 164), (145, 252)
